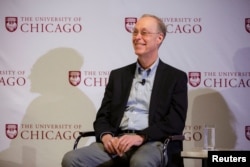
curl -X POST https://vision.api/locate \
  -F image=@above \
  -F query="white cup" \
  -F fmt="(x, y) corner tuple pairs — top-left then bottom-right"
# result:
(203, 124), (215, 150)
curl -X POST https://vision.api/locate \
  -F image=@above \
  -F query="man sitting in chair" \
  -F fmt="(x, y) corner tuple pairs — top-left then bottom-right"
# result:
(62, 14), (188, 167)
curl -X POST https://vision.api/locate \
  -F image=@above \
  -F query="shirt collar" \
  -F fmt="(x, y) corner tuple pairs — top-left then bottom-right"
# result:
(136, 58), (159, 76)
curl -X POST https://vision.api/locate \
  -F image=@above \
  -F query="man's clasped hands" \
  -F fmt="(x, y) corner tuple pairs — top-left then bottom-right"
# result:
(101, 133), (145, 156)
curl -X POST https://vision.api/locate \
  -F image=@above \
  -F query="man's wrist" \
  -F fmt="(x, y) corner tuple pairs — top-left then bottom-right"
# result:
(100, 132), (113, 143)
(137, 134), (147, 143)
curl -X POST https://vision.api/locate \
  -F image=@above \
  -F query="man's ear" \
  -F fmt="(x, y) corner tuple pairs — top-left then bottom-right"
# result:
(157, 34), (164, 44)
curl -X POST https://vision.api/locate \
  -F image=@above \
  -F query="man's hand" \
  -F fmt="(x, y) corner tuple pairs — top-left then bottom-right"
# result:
(116, 134), (144, 156)
(102, 134), (145, 156)
(101, 134), (118, 155)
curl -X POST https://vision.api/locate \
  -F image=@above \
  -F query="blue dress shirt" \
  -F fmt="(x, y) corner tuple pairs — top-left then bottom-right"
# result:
(119, 58), (159, 130)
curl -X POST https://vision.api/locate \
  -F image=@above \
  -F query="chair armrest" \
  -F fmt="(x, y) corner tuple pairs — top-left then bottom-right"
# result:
(73, 131), (95, 150)
(79, 131), (95, 137)
(167, 135), (185, 142)
(163, 135), (185, 150)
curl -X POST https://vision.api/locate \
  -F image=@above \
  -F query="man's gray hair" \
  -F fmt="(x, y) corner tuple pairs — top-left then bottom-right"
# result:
(140, 14), (166, 39)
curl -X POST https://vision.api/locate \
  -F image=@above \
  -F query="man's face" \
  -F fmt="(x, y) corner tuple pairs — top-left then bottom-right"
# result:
(132, 17), (164, 58)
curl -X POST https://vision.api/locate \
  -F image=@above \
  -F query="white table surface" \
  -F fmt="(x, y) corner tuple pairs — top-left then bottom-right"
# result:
(181, 148), (234, 159)
(181, 149), (208, 158)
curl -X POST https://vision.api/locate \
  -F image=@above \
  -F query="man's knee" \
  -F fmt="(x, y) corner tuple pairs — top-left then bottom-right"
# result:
(61, 151), (76, 167)
(130, 156), (146, 166)
(130, 142), (162, 167)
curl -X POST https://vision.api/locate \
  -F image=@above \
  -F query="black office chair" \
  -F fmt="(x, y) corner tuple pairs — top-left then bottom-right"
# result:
(73, 131), (185, 167)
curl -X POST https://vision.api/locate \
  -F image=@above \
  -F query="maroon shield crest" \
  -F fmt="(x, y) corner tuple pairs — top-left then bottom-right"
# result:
(6, 124), (18, 139)
(69, 71), (81, 86)
(5, 17), (18, 32)
(245, 18), (250, 33)
(245, 126), (250, 141)
(125, 17), (137, 33)
(188, 72), (201, 87)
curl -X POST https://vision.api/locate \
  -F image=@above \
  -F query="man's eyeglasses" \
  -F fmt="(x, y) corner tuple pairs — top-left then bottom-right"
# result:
(132, 30), (160, 37)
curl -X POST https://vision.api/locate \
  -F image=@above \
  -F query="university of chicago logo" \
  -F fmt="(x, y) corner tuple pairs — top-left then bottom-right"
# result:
(69, 71), (81, 86)
(125, 17), (137, 33)
(245, 18), (250, 33)
(188, 72), (201, 87)
(5, 17), (18, 32)
(245, 126), (250, 141)
(6, 124), (18, 139)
